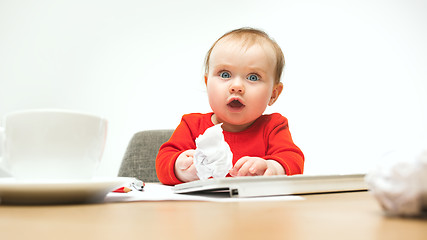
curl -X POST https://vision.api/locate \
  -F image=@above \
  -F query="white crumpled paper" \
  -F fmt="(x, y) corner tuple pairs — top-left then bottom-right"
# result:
(365, 146), (427, 217)
(194, 124), (233, 180)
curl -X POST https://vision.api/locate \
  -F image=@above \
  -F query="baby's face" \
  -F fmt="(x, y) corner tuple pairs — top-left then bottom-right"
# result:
(205, 38), (282, 132)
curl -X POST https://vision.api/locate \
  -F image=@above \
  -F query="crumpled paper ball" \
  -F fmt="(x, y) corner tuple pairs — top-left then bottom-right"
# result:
(365, 146), (427, 217)
(194, 124), (233, 180)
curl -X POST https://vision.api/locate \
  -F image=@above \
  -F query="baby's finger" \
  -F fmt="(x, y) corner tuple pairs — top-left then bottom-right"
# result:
(263, 168), (275, 176)
(249, 163), (266, 176)
(229, 158), (246, 176)
(185, 149), (196, 157)
(187, 164), (197, 175)
(236, 161), (254, 176)
(178, 156), (193, 170)
(233, 156), (250, 169)
(186, 164), (199, 181)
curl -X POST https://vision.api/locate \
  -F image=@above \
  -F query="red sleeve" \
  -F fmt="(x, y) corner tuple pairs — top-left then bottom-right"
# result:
(262, 114), (304, 175)
(155, 115), (198, 185)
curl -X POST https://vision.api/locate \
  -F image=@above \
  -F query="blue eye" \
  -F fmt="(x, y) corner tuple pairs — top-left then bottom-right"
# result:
(220, 71), (231, 79)
(247, 74), (259, 81)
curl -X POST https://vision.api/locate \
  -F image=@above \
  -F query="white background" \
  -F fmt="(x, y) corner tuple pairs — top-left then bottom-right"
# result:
(1, 0), (426, 177)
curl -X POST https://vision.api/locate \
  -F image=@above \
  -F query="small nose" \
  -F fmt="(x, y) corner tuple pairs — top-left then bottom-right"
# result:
(229, 77), (245, 94)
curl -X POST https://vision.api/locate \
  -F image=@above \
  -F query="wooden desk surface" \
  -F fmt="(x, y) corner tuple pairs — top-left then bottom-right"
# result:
(0, 191), (426, 240)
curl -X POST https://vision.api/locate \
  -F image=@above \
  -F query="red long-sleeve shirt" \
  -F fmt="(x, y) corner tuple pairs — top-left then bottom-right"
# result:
(156, 112), (304, 185)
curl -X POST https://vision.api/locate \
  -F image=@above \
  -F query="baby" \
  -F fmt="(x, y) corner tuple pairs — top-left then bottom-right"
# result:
(156, 27), (304, 185)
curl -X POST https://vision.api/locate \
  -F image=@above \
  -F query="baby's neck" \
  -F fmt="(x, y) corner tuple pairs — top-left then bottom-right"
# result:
(211, 114), (255, 133)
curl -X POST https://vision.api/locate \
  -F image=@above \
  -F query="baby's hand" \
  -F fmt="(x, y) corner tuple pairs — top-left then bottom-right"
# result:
(175, 150), (199, 183)
(229, 157), (285, 177)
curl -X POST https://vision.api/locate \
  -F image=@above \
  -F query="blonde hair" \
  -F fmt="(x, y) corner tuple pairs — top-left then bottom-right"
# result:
(204, 27), (285, 84)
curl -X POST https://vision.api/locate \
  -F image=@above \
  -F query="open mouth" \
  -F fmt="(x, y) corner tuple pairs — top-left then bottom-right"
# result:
(227, 99), (245, 110)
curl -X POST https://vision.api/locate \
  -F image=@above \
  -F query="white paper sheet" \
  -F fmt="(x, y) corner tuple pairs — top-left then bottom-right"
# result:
(104, 183), (304, 203)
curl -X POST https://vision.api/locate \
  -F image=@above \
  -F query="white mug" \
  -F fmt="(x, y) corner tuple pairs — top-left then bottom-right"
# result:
(0, 109), (107, 180)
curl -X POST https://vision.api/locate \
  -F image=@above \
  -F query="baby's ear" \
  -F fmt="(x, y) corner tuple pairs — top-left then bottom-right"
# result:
(204, 74), (208, 85)
(268, 83), (283, 106)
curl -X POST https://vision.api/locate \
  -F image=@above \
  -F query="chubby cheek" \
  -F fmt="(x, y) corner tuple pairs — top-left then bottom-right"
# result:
(206, 80), (226, 110)
(247, 88), (271, 111)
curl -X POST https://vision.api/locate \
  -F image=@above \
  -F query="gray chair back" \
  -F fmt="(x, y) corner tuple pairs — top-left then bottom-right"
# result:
(118, 129), (173, 182)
